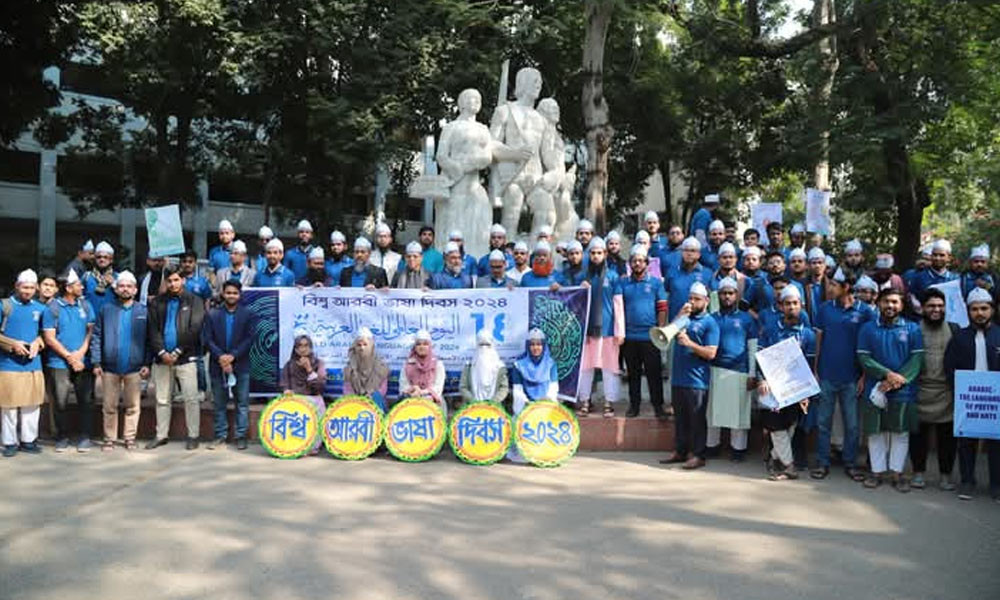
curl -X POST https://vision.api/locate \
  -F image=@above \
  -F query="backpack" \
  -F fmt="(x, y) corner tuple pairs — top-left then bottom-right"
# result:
(0, 298), (11, 334)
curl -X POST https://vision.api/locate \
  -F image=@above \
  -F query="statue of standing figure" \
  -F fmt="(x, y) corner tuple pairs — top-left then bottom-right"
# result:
(535, 98), (580, 242)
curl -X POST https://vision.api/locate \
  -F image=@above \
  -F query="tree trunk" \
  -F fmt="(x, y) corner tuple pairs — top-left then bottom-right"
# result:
(658, 159), (673, 224)
(811, 0), (838, 191)
(884, 138), (924, 270)
(581, 0), (614, 233)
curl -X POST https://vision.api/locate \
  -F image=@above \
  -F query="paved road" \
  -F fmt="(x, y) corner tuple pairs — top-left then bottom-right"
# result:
(1, 445), (997, 600)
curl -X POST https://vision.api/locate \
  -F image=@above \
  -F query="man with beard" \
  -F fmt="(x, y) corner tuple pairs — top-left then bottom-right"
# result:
(699, 220), (726, 272)
(841, 239), (866, 282)
(214, 240), (255, 299)
(709, 242), (748, 306)
(283, 220), (316, 281)
(741, 246), (767, 313)
(429, 242), (474, 289)
(0, 270), (46, 457)
(253, 239), (296, 288)
(506, 241), (532, 284)
(660, 224), (686, 272)
(208, 219), (236, 275)
(371, 223), (402, 283)
(620, 246), (668, 418)
(65, 239), (94, 278)
(959, 244), (997, 304)
(339, 238), (389, 290)
(298, 247), (331, 287)
(478, 224), (513, 277)
(576, 237), (624, 417)
(447, 230), (478, 278)
(179, 250), (212, 302)
(761, 251), (805, 313)
(324, 231), (353, 283)
(643, 211), (668, 261)
(82, 242), (118, 316)
(477, 250), (515, 289)
(557, 241), (587, 286)
(254, 226), (274, 273)
(518, 242), (559, 289)
(911, 288), (958, 491)
(417, 226), (444, 274)
(857, 288), (924, 492)
(812, 267), (875, 481)
(945, 287), (1000, 501)
(139, 254), (166, 306)
(806, 247), (829, 322)
(871, 253), (906, 294)
(788, 223), (807, 252)
(689, 194), (719, 247)
(392, 242), (431, 289)
(576, 219), (595, 253)
(909, 239), (958, 312)
(663, 237), (712, 322)
(787, 248), (809, 283)
(605, 231), (628, 276)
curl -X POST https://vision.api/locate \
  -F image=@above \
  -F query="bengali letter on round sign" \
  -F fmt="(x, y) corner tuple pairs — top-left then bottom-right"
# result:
(322, 396), (384, 460)
(514, 400), (580, 467)
(385, 398), (447, 462)
(448, 401), (512, 465)
(258, 395), (320, 459)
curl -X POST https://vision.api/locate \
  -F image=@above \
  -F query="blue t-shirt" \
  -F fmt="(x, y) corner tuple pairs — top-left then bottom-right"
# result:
(184, 276), (212, 300)
(347, 268), (368, 289)
(429, 270), (473, 289)
(671, 312), (720, 390)
(857, 316), (924, 402)
(711, 308), (758, 373)
(814, 299), (875, 383)
(0, 297), (45, 372)
(253, 264), (296, 288)
(324, 256), (354, 284)
(422, 248), (445, 274)
(758, 306), (811, 333)
(557, 265), (587, 286)
(756, 277), (806, 313)
(283, 245), (314, 280)
(42, 297), (95, 369)
(519, 271), (558, 289)
(699, 243), (722, 272)
(477, 252), (514, 277)
(689, 208), (712, 241)
(649, 235), (670, 262)
(83, 271), (118, 316)
(621, 273), (667, 340)
(663, 262), (712, 320)
(208, 244), (231, 273)
(909, 268), (957, 301)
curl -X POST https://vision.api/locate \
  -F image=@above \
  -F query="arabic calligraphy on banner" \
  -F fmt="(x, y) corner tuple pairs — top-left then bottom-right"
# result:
(321, 396), (385, 460)
(384, 397), (448, 462)
(448, 401), (512, 465)
(258, 395), (320, 459)
(514, 400), (580, 467)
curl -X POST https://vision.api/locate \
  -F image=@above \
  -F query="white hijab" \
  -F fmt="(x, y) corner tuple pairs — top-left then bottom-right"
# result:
(471, 330), (504, 400)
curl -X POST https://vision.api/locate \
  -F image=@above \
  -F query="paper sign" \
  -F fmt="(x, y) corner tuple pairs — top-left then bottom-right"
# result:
(258, 395), (320, 459)
(931, 279), (969, 328)
(805, 188), (832, 235)
(321, 396), (384, 460)
(144, 204), (185, 258)
(384, 397), (447, 462)
(954, 370), (1000, 440)
(514, 400), (580, 467)
(755, 337), (821, 409)
(448, 401), (512, 465)
(751, 203), (783, 235)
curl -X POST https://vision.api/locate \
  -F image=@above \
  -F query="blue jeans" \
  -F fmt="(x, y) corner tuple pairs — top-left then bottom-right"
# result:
(210, 371), (250, 439)
(816, 380), (859, 468)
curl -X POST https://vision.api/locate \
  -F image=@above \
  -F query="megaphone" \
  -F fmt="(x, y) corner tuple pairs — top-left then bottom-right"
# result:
(649, 315), (690, 351)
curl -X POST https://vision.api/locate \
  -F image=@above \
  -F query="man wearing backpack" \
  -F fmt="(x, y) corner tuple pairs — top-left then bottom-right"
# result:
(41, 270), (96, 452)
(0, 270), (47, 457)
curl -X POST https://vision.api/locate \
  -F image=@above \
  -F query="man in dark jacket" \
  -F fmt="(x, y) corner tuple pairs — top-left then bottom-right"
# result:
(92, 271), (149, 451)
(339, 237), (388, 289)
(944, 287), (1000, 501)
(202, 280), (255, 450)
(146, 265), (206, 450)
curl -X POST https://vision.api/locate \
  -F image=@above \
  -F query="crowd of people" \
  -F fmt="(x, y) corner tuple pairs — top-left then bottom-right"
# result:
(1, 197), (997, 501)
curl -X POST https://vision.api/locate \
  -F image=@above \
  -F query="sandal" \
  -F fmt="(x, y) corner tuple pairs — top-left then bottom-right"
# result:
(863, 474), (883, 489)
(578, 401), (591, 417)
(769, 469), (798, 481)
(101, 440), (114, 452)
(124, 440), (137, 451)
(810, 467), (829, 480)
(845, 467), (866, 482)
(603, 403), (615, 418)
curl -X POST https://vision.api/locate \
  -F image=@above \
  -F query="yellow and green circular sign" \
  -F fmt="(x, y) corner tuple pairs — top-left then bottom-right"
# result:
(321, 396), (384, 460)
(384, 397), (447, 462)
(258, 394), (321, 459)
(448, 401), (512, 465)
(514, 400), (580, 467)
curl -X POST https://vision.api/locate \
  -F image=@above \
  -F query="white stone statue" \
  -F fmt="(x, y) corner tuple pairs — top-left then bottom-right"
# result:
(434, 88), (493, 257)
(535, 97), (580, 242)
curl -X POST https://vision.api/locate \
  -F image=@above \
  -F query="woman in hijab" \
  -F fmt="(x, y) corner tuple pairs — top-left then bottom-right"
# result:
(398, 330), (446, 416)
(343, 327), (389, 411)
(458, 329), (509, 408)
(280, 334), (327, 454)
(508, 328), (560, 462)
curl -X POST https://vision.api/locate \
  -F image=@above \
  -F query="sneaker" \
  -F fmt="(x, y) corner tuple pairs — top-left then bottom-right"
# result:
(236, 437), (248, 451)
(625, 407), (640, 418)
(2, 444), (17, 458)
(19, 441), (42, 454)
(911, 473), (926, 489)
(76, 438), (92, 453)
(54, 438), (70, 453)
(958, 484), (975, 501)
(939, 476), (956, 492)
(185, 437), (199, 450)
(207, 437), (226, 450)
(730, 449), (746, 463)
(145, 438), (168, 450)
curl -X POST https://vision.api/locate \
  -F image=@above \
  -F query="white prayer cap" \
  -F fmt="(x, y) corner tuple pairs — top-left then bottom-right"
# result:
(708, 220), (725, 233)
(644, 211), (659, 223)
(970, 244), (990, 260)
(780, 285), (801, 302)
(932, 239), (952, 254)
(606, 230), (621, 242)
(258, 225), (274, 239)
(82, 239), (94, 252)
(66, 269), (80, 285)
(555, 241), (568, 252)
(514, 241), (529, 253)
(825, 255), (837, 269)
(681, 236), (701, 251)
(874, 253), (894, 269)
(967, 287), (993, 306)
(567, 240), (583, 253)
(577, 219), (594, 233)
(266, 238), (284, 252)
(629, 245), (648, 258)
(534, 241), (551, 254)
(330, 230), (346, 243)
(791, 222), (806, 235)
(218, 219), (234, 232)
(115, 270), (137, 287)
(807, 247), (826, 261)
(308, 247), (325, 260)
(95, 241), (114, 256)
(538, 225), (553, 238)
(854, 275), (877, 292)
(444, 241), (461, 255)
(718, 242), (737, 257)
(414, 329), (432, 343)
(717, 277), (738, 292)
(920, 244), (933, 258)
(375, 222), (391, 236)
(448, 230), (464, 241)
(844, 239), (863, 253)
(490, 223), (507, 236)
(635, 230), (651, 244)
(689, 282), (709, 298)
(528, 328), (546, 342)
(231, 240), (247, 254)
(405, 241), (422, 256)
(16, 269), (37, 285)
(831, 267), (847, 283)
(704, 194), (720, 205)
(297, 219), (313, 232)
(743, 246), (761, 258)
(488, 249), (506, 263)
(789, 248), (807, 260)
(356, 326), (374, 340)
(476, 329), (495, 346)
(354, 237), (372, 250)
(589, 237), (606, 251)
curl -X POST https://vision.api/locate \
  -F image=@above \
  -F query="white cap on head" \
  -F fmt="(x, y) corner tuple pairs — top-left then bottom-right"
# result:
(488, 249), (506, 263)
(807, 247), (826, 261)
(845, 239), (863, 253)
(414, 329), (432, 343)
(825, 255), (837, 268)
(538, 225), (553, 238)
(115, 270), (137, 287)
(266, 238), (284, 252)
(258, 225), (274, 239)
(375, 222), (391, 236)
(330, 230), (346, 243)
(791, 222), (806, 234)
(718, 242), (737, 257)
(789, 248), (807, 260)
(444, 241), (461, 255)
(832, 267), (847, 283)
(354, 237), (372, 251)
(854, 275), (877, 292)
(356, 326), (374, 340)
(874, 253), (894, 270)
(780, 285), (801, 302)
(405, 241), (422, 256)
(490, 223), (506, 236)
(66, 269), (80, 285)
(743, 246), (761, 258)
(577, 219), (594, 233)
(689, 282), (709, 298)
(967, 287), (993, 306)
(932, 239), (952, 254)
(297, 219), (313, 232)
(514, 241), (529, 253)
(606, 230), (621, 242)
(970, 244), (990, 260)
(82, 239), (95, 252)
(630, 245), (648, 258)
(708, 220), (725, 233)
(16, 269), (37, 285)
(534, 241), (551, 254)
(635, 230), (651, 244)
(528, 328), (546, 342)
(218, 219), (234, 232)
(717, 277), (738, 291)
(644, 210), (659, 223)
(231, 240), (248, 254)
(555, 241), (568, 252)
(95, 241), (114, 256)
(476, 329), (495, 346)
(567, 240), (583, 253)
(681, 236), (701, 251)
(704, 193), (720, 205)
(308, 247), (324, 260)
(448, 230), (464, 241)
(590, 237), (606, 251)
